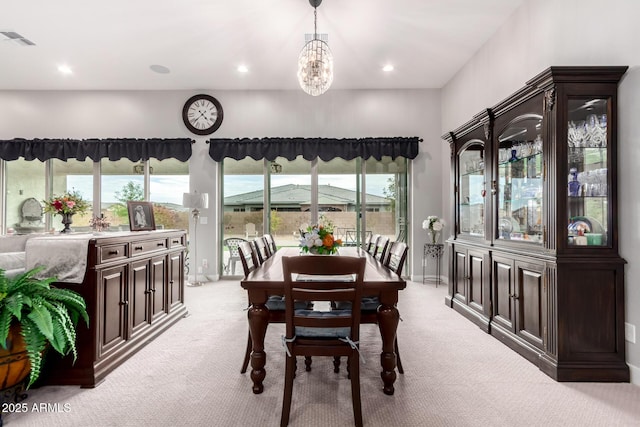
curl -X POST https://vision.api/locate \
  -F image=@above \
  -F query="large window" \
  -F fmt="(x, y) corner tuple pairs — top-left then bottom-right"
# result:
(2, 158), (188, 234)
(220, 156), (408, 277)
(4, 159), (46, 234)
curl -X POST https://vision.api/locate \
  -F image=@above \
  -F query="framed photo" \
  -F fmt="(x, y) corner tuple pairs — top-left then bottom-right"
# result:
(127, 201), (156, 231)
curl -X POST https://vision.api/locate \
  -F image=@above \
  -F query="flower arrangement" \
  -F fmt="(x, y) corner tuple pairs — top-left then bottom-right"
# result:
(299, 224), (343, 255)
(89, 215), (111, 232)
(423, 215), (445, 244)
(43, 189), (89, 216)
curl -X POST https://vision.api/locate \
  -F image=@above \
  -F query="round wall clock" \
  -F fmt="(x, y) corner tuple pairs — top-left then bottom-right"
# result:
(182, 94), (224, 135)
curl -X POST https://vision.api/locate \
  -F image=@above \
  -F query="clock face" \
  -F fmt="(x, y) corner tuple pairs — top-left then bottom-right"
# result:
(182, 94), (223, 135)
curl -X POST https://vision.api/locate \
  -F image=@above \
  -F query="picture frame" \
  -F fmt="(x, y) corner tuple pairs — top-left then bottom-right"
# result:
(127, 201), (156, 231)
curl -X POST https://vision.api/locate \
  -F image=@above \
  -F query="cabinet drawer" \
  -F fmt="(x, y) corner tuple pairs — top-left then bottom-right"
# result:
(130, 239), (167, 256)
(169, 235), (185, 248)
(99, 244), (128, 264)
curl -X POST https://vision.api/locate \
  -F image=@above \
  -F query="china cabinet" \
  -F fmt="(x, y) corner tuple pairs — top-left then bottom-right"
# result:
(443, 66), (629, 382)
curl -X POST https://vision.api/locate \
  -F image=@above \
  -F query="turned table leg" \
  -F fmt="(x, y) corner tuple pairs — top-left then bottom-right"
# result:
(248, 303), (269, 394)
(377, 304), (400, 395)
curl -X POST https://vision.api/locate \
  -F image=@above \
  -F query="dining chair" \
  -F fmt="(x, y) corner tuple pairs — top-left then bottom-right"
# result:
(372, 235), (390, 262)
(238, 241), (308, 374)
(263, 233), (278, 256)
(223, 237), (246, 275)
(280, 255), (366, 427)
(384, 241), (408, 277)
(381, 241), (408, 373)
(263, 234), (278, 255)
(335, 241), (407, 375)
(366, 234), (379, 254)
(253, 236), (270, 264)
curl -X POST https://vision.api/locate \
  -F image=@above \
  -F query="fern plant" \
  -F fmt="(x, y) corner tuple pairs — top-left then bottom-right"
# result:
(0, 267), (89, 388)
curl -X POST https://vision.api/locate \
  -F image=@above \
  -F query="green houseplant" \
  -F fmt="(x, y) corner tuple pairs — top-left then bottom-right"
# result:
(0, 267), (89, 388)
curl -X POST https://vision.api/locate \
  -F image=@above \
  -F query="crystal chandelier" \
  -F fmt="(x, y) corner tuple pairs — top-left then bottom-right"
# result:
(297, 0), (333, 96)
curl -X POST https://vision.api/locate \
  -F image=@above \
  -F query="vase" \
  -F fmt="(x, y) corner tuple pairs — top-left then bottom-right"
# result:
(308, 247), (335, 255)
(60, 212), (74, 233)
(428, 230), (440, 245)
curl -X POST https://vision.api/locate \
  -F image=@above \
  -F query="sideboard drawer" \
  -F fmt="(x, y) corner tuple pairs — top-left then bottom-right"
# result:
(130, 238), (167, 256)
(99, 244), (128, 264)
(169, 235), (185, 248)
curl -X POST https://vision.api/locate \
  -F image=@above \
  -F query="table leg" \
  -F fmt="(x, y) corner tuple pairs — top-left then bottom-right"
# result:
(248, 303), (269, 394)
(377, 304), (400, 395)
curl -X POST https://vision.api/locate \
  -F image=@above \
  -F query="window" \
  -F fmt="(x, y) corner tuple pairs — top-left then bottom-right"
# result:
(220, 156), (408, 277)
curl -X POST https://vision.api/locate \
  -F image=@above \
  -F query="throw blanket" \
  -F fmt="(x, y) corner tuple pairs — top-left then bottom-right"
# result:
(25, 234), (92, 284)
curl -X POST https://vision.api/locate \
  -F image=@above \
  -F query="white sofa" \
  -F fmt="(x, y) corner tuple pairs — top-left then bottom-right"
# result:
(0, 234), (39, 278)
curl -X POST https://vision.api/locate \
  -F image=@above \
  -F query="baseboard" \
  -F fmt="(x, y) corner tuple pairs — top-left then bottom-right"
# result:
(629, 361), (640, 385)
(410, 274), (447, 285)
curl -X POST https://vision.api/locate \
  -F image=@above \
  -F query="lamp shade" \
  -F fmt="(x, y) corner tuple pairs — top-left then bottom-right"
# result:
(183, 192), (209, 209)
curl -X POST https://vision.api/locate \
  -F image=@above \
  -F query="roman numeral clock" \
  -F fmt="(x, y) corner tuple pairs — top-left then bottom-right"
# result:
(182, 94), (224, 135)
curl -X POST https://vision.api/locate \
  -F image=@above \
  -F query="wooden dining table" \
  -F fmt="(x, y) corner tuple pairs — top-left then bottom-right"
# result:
(241, 246), (407, 395)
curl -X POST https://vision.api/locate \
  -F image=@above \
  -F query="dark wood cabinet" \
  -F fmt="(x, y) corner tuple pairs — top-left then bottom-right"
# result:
(44, 230), (188, 387)
(444, 66), (629, 382)
(448, 244), (490, 332)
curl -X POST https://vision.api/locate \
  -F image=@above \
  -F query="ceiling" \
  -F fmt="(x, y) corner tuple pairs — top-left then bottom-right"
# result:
(1, 0), (523, 91)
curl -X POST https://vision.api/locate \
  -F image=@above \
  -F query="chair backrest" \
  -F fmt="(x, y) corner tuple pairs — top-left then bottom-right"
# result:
(373, 236), (390, 261)
(224, 237), (246, 258)
(384, 241), (408, 277)
(253, 237), (270, 264)
(366, 234), (380, 254)
(282, 256), (366, 342)
(238, 241), (259, 278)
(263, 234), (277, 256)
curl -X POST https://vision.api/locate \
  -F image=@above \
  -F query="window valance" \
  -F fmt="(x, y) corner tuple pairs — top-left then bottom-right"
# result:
(0, 138), (193, 162)
(207, 137), (420, 162)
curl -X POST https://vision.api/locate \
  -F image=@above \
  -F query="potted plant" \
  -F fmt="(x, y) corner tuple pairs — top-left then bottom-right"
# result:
(0, 267), (89, 389)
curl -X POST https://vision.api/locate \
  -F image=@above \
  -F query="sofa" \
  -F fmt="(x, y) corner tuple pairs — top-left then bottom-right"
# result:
(0, 234), (39, 278)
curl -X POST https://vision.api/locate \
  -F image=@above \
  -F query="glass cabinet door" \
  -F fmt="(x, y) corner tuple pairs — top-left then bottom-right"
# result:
(458, 143), (485, 237)
(567, 98), (609, 247)
(497, 115), (543, 244)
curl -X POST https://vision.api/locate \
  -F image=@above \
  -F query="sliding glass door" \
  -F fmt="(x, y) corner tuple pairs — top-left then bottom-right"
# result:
(220, 156), (408, 277)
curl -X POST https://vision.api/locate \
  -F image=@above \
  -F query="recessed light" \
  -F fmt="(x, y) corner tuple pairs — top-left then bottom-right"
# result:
(382, 64), (394, 72)
(57, 64), (73, 75)
(150, 64), (171, 74)
(237, 65), (249, 73)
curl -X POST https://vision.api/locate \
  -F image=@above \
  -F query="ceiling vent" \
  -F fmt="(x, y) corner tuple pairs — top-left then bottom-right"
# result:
(1, 31), (36, 46)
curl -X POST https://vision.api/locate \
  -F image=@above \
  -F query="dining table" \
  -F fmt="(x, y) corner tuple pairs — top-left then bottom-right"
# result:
(240, 246), (407, 395)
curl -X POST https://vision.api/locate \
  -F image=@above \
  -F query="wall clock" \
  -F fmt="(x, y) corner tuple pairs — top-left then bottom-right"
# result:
(182, 94), (224, 135)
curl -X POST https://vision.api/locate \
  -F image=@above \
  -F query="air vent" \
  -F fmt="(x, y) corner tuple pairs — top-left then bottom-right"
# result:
(1, 31), (36, 46)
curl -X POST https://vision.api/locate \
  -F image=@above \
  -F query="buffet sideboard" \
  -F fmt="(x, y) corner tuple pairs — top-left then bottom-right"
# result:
(42, 230), (187, 387)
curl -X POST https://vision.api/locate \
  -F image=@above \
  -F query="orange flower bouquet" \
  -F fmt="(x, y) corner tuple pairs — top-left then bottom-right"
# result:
(299, 224), (342, 255)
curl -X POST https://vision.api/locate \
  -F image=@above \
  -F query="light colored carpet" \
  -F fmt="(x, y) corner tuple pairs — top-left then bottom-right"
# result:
(4, 279), (640, 426)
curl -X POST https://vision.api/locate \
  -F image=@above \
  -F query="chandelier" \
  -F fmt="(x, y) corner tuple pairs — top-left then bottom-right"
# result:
(297, 0), (333, 96)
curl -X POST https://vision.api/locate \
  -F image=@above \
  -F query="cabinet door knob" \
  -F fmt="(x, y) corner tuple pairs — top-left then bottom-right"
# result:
(108, 250), (119, 255)
(157, 242), (164, 247)
(119, 300), (129, 306)
(134, 246), (143, 251)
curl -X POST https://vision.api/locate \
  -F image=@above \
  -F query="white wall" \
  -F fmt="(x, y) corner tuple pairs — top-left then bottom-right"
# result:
(441, 0), (640, 382)
(0, 88), (442, 280)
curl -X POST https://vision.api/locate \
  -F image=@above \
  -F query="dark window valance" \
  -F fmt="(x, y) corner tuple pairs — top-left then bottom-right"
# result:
(207, 137), (420, 162)
(0, 138), (193, 162)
